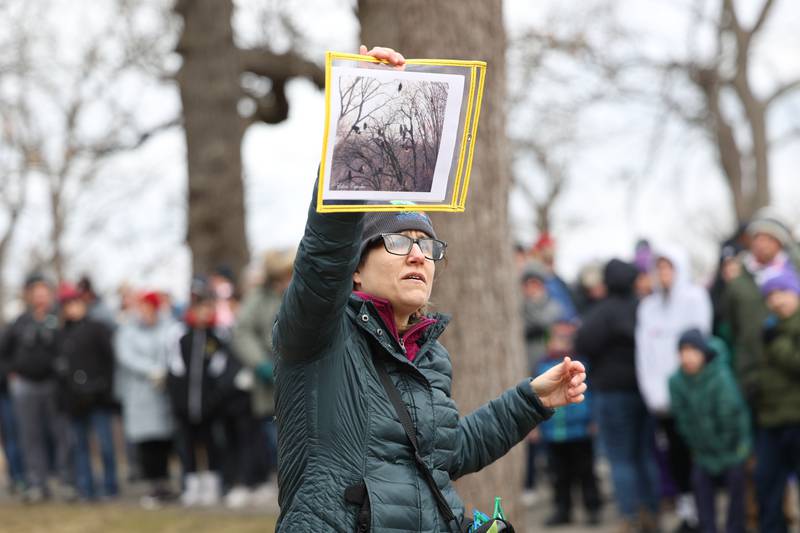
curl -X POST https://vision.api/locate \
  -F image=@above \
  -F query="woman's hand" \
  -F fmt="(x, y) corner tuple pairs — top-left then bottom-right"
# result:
(530, 356), (587, 409)
(359, 45), (406, 68)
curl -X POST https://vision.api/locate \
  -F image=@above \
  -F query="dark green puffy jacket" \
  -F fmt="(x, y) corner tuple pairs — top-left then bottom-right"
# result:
(273, 194), (553, 532)
(668, 340), (752, 475)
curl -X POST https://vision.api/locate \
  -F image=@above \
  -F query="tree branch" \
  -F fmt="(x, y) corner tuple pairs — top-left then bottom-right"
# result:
(751, 0), (777, 36)
(244, 79), (289, 125)
(80, 116), (182, 158)
(239, 48), (324, 89)
(765, 78), (800, 106)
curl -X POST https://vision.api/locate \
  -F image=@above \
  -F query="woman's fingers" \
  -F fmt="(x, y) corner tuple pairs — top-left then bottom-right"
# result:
(570, 372), (586, 387)
(569, 382), (587, 397)
(359, 45), (406, 66)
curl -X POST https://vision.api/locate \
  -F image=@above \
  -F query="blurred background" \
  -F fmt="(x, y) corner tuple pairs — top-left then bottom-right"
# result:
(0, 0), (798, 532)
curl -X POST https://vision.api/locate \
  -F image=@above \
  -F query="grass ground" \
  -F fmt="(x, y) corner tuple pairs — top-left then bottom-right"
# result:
(0, 502), (277, 533)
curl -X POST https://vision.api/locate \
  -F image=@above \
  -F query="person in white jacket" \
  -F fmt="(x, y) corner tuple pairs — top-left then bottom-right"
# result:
(636, 245), (712, 533)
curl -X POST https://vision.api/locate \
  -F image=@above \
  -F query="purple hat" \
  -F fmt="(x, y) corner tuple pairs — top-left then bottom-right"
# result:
(761, 266), (800, 296)
(634, 239), (653, 273)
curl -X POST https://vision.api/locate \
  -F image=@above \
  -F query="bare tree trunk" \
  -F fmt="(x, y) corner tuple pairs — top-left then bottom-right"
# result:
(175, 0), (249, 278)
(49, 189), (65, 283)
(358, 0), (527, 518)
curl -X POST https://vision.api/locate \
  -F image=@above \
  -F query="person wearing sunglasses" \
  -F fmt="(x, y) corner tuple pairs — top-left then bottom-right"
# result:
(272, 46), (587, 533)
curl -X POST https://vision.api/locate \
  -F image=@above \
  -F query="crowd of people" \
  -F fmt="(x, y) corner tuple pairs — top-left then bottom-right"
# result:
(0, 205), (798, 532)
(518, 208), (800, 533)
(0, 250), (295, 510)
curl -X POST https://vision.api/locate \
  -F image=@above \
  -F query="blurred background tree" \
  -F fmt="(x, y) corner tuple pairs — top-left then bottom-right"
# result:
(173, 0), (323, 278)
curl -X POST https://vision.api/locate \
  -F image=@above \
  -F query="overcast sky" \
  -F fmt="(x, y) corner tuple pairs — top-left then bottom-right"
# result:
(2, 0), (799, 306)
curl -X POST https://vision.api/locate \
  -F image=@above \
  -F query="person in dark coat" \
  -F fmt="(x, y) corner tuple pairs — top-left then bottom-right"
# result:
(0, 323), (25, 494)
(56, 283), (118, 500)
(273, 47), (588, 533)
(0, 275), (73, 502)
(575, 259), (660, 532)
(167, 277), (246, 507)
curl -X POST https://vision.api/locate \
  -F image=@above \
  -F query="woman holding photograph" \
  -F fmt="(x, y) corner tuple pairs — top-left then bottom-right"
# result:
(273, 46), (587, 533)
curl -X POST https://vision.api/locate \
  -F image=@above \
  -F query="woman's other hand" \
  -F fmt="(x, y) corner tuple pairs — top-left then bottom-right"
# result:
(359, 45), (406, 68)
(531, 356), (587, 409)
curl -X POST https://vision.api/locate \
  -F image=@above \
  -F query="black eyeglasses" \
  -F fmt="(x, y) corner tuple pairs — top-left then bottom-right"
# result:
(380, 233), (447, 261)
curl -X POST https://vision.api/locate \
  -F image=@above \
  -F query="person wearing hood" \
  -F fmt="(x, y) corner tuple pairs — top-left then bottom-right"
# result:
(575, 259), (660, 533)
(669, 329), (751, 533)
(636, 246), (712, 532)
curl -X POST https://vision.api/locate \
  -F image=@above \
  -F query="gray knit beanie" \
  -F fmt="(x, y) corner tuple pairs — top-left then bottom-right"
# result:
(359, 211), (437, 259)
(747, 208), (793, 246)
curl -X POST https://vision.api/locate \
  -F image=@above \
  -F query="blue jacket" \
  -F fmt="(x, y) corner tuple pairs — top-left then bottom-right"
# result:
(536, 356), (592, 442)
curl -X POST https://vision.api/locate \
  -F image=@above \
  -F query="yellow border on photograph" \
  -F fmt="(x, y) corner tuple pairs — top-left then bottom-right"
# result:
(317, 51), (487, 214)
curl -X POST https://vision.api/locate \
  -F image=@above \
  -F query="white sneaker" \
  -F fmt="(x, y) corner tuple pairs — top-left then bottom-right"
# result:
(520, 489), (539, 507)
(224, 486), (252, 509)
(198, 471), (221, 507)
(181, 473), (201, 507)
(250, 482), (278, 507)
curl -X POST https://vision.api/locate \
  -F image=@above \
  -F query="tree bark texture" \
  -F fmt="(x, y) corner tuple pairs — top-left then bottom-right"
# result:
(175, 0), (249, 279)
(358, 0), (527, 518)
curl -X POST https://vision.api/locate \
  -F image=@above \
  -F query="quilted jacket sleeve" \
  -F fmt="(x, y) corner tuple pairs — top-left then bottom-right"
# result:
(273, 184), (364, 362)
(449, 379), (553, 479)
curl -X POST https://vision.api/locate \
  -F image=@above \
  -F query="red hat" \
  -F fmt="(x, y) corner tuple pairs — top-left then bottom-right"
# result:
(533, 232), (555, 252)
(140, 291), (162, 309)
(58, 283), (82, 303)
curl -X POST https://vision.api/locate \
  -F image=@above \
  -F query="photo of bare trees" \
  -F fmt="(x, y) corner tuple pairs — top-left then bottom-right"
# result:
(329, 73), (450, 194)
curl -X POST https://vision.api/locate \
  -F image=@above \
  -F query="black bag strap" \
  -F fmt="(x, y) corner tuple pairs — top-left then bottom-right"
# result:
(372, 356), (465, 533)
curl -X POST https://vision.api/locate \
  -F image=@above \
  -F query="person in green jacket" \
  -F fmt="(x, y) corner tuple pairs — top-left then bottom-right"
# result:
(273, 45), (588, 533)
(669, 329), (751, 533)
(233, 247), (295, 506)
(756, 266), (800, 533)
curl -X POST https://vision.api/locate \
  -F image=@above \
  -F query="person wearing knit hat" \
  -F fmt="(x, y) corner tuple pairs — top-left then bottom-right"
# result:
(756, 262), (800, 533)
(760, 265), (800, 297)
(358, 210), (439, 261)
(738, 207), (800, 532)
(273, 45), (588, 532)
(232, 246), (298, 507)
(722, 205), (800, 409)
(669, 328), (751, 533)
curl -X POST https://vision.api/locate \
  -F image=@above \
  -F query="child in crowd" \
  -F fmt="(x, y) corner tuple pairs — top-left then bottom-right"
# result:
(537, 320), (601, 527)
(167, 277), (246, 507)
(669, 329), (751, 533)
(756, 268), (800, 532)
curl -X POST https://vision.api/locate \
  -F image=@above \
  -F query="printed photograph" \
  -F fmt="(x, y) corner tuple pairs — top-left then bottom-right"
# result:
(323, 67), (464, 202)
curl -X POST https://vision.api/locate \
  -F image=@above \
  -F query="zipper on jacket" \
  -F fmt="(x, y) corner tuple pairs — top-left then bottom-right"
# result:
(188, 329), (206, 423)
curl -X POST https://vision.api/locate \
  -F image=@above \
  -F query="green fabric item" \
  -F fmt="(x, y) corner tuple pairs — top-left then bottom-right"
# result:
(759, 309), (800, 427)
(272, 191), (553, 532)
(233, 287), (282, 417)
(668, 342), (752, 475)
(721, 269), (768, 396)
(255, 361), (274, 383)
